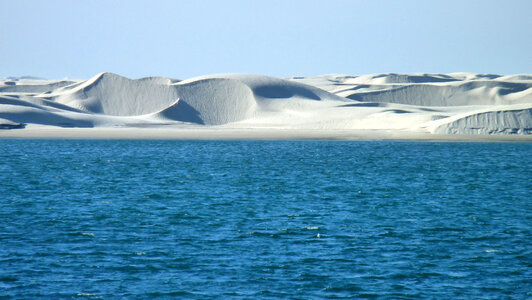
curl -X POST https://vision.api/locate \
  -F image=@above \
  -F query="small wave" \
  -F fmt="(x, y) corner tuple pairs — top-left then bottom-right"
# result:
(484, 249), (502, 253)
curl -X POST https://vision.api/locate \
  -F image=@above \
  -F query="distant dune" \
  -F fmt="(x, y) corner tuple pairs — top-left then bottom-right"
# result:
(1, 72), (531, 139)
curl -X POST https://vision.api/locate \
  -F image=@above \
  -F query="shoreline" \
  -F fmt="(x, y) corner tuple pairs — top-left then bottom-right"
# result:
(1, 127), (531, 142)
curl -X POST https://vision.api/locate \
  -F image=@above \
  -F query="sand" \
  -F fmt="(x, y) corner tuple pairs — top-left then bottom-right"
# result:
(1, 72), (531, 141)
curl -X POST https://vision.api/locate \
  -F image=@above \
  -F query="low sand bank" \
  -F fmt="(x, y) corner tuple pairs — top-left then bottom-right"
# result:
(1, 127), (530, 142)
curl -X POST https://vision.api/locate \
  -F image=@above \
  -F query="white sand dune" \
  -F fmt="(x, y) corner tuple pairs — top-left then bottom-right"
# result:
(0, 72), (531, 139)
(50, 73), (180, 116)
(423, 104), (532, 135)
(292, 73), (532, 106)
(0, 78), (76, 94)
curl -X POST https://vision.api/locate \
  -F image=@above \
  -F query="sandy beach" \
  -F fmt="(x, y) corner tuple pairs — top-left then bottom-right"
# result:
(1, 126), (530, 142)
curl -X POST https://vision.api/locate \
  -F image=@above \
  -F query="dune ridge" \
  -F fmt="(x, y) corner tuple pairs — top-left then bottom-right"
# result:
(1, 72), (531, 138)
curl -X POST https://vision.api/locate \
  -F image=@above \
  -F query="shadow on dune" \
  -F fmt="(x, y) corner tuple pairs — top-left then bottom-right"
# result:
(0, 111), (93, 128)
(372, 73), (461, 83)
(254, 85), (320, 100)
(155, 99), (204, 125)
(339, 102), (387, 107)
(383, 109), (412, 114)
(0, 122), (25, 129)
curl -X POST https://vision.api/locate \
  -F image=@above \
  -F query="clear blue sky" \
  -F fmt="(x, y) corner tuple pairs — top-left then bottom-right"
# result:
(1, 0), (531, 79)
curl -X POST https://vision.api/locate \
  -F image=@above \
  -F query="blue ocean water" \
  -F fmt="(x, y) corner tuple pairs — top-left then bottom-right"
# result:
(0, 140), (531, 299)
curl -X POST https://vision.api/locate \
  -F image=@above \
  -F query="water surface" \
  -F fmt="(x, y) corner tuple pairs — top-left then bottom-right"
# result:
(1, 140), (531, 298)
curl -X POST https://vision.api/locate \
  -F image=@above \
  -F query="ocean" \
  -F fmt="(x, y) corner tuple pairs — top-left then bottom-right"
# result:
(1, 140), (531, 298)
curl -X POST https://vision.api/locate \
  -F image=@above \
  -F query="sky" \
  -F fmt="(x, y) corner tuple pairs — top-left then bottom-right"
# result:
(1, 0), (531, 79)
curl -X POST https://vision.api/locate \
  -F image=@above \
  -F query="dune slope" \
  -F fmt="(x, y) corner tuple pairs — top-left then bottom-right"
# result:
(0, 72), (531, 137)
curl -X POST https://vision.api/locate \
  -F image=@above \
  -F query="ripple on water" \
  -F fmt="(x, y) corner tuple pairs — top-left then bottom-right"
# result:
(0, 140), (530, 298)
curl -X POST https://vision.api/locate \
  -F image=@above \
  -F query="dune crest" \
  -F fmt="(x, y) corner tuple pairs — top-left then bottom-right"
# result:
(51, 72), (180, 116)
(1, 72), (531, 137)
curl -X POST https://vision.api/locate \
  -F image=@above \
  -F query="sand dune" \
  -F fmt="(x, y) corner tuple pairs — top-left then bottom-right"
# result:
(50, 72), (180, 116)
(293, 73), (532, 106)
(0, 78), (76, 93)
(0, 72), (531, 139)
(424, 105), (532, 135)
